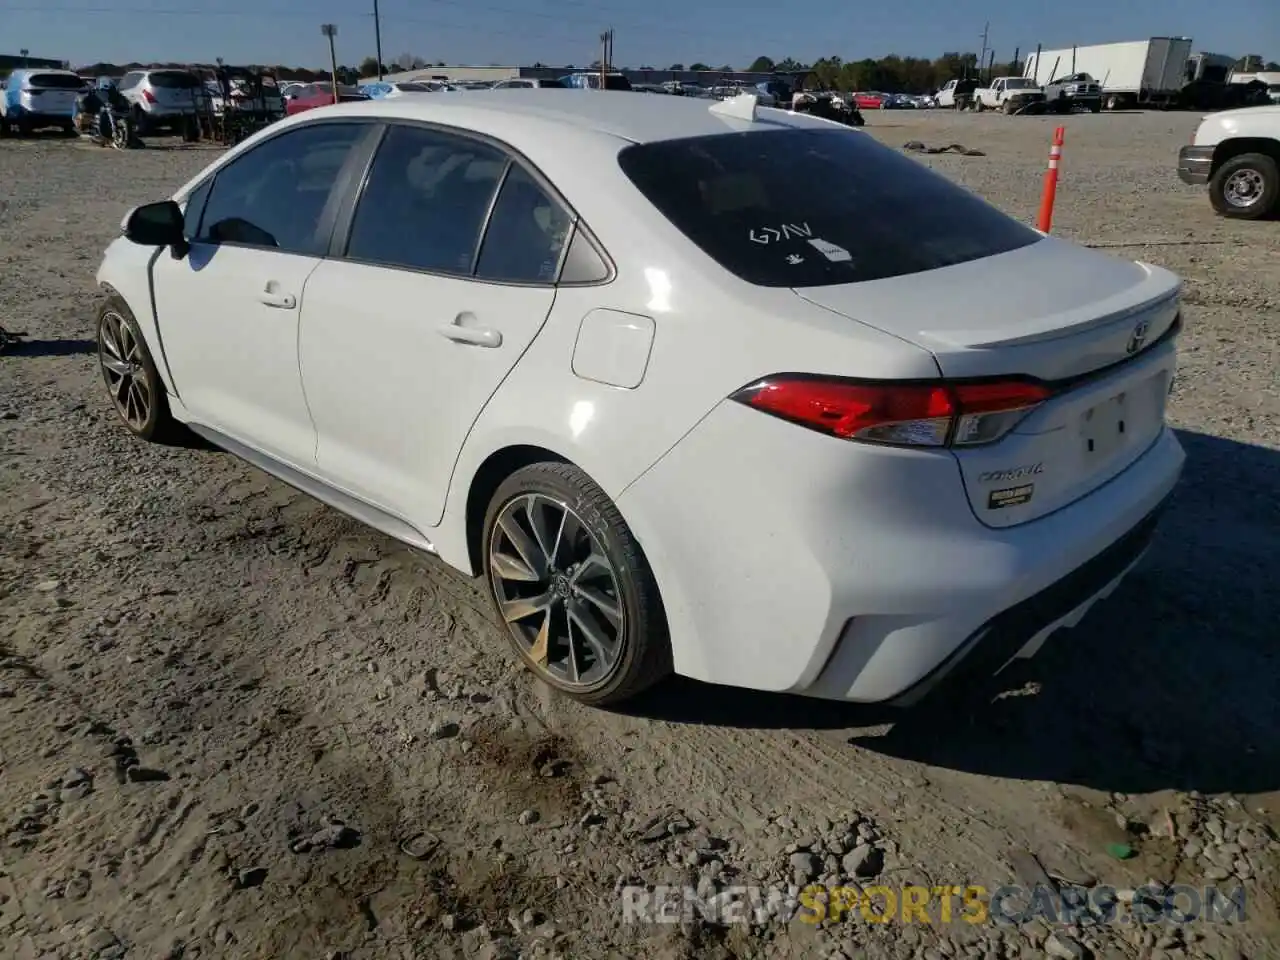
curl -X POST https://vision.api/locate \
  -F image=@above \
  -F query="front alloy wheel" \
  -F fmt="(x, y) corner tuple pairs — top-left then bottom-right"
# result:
(96, 296), (178, 442)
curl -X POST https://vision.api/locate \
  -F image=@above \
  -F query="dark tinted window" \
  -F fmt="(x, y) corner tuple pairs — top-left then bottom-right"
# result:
(617, 128), (1040, 287)
(475, 166), (572, 283)
(148, 70), (201, 89)
(603, 74), (632, 91)
(346, 125), (506, 274)
(540, 78), (567, 88)
(29, 73), (86, 90)
(198, 123), (364, 254)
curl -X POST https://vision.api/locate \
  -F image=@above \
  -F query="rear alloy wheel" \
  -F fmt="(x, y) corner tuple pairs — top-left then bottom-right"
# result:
(96, 296), (179, 442)
(1209, 153), (1279, 220)
(483, 463), (670, 706)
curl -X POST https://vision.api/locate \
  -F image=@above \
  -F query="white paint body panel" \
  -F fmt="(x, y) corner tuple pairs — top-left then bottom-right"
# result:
(1192, 104), (1280, 147)
(571, 309), (656, 389)
(96, 90), (1187, 704)
(1023, 39), (1192, 96)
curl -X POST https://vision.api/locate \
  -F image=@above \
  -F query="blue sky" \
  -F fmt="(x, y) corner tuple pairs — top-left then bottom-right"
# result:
(4, 0), (1277, 70)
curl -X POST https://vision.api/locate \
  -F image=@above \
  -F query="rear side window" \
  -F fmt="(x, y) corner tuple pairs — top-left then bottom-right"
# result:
(474, 165), (572, 283)
(148, 71), (201, 89)
(617, 128), (1040, 287)
(28, 73), (86, 90)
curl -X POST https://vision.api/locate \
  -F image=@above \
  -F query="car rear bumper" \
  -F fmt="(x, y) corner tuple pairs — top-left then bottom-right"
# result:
(617, 401), (1184, 704)
(5, 106), (75, 122)
(1177, 145), (1215, 185)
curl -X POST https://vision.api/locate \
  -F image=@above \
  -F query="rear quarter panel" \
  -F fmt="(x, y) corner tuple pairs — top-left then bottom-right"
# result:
(430, 131), (939, 572)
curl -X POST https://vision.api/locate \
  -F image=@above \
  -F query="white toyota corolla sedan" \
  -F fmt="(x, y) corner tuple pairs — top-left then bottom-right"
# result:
(95, 90), (1185, 708)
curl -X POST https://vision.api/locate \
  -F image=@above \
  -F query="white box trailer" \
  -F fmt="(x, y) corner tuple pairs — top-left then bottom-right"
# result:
(1023, 37), (1193, 109)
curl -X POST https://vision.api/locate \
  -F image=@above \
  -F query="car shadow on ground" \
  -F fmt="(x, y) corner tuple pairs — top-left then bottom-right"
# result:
(3, 337), (96, 357)
(619, 429), (1280, 797)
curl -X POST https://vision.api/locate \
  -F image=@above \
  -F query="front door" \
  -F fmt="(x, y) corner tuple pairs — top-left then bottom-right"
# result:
(151, 120), (375, 468)
(299, 123), (571, 531)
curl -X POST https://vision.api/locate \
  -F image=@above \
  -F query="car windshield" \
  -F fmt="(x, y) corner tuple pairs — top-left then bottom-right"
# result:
(149, 70), (202, 89)
(396, 82), (433, 92)
(1003, 79), (1036, 89)
(617, 128), (1041, 288)
(28, 73), (86, 90)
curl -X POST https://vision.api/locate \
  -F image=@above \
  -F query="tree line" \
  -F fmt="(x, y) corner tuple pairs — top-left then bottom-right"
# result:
(68, 51), (1280, 91)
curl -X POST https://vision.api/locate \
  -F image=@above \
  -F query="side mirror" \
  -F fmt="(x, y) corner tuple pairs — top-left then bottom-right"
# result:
(124, 200), (187, 255)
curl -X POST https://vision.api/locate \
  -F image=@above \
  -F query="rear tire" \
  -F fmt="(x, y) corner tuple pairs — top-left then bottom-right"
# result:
(481, 462), (672, 706)
(96, 296), (182, 443)
(1208, 153), (1279, 220)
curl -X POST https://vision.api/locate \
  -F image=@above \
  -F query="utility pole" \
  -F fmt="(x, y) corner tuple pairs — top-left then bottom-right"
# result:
(321, 24), (339, 101)
(373, 0), (384, 80)
(20, 47), (29, 67)
(978, 22), (989, 82)
(599, 30), (610, 90)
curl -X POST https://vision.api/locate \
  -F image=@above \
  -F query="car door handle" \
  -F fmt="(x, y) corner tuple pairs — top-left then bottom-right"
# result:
(258, 288), (296, 309)
(437, 318), (502, 348)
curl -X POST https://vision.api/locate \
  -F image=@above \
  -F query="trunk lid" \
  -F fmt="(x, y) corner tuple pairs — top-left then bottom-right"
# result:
(794, 237), (1182, 527)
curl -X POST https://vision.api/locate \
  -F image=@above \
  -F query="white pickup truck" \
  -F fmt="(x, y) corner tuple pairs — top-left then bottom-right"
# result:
(1177, 104), (1280, 219)
(974, 77), (1046, 114)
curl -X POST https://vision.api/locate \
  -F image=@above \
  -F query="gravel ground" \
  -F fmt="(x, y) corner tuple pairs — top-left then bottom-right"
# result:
(1, 110), (1277, 960)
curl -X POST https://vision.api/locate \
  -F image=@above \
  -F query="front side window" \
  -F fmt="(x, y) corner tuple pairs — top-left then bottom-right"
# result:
(345, 125), (507, 274)
(474, 165), (572, 283)
(197, 122), (366, 254)
(617, 128), (1040, 288)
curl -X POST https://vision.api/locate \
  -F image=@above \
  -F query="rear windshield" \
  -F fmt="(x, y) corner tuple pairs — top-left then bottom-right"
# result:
(148, 70), (201, 89)
(28, 73), (85, 90)
(603, 74), (632, 91)
(540, 78), (567, 88)
(396, 82), (432, 92)
(617, 128), (1041, 288)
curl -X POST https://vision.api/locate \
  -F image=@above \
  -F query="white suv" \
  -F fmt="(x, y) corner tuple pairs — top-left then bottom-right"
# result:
(117, 69), (205, 134)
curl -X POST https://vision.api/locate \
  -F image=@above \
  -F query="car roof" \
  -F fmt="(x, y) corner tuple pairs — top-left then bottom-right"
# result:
(300, 88), (853, 146)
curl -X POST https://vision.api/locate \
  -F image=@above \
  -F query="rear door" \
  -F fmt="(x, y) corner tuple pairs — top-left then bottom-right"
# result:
(299, 123), (568, 530)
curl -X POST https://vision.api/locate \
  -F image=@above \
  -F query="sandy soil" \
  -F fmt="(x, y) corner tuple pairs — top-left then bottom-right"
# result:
(1, 109), (1277, 960)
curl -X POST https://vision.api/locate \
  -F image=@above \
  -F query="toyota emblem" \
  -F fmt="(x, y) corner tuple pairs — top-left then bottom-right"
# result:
(1126, 319), (1150, 355)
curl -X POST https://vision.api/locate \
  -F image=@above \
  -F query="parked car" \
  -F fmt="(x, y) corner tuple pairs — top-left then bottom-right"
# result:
(96, 89), (1184, 708)
(491, 78), (568, 89)
(1177, 104), (1280, 219)
(0, 68), (83, 135)
(360, 81), (438, 98)
(975, 77), (1047, 113)
(117, 69), (205, 133)
(285, 83), (370, 116)
(935, 77), (979, 109)
(1041, 72), (1102, 113)
(852, 92), (886, 110)
(561, 72), (633, 91)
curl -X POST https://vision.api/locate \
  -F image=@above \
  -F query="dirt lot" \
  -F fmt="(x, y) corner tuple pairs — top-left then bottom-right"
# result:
(1, 109), (1278, 960)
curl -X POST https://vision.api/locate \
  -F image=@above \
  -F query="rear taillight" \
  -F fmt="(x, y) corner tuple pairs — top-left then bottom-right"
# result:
(143, 89), (157, 103)
(731, 375), (1052, 448)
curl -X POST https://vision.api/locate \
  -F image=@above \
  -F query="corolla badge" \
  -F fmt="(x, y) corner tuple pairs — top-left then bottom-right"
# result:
(978, 463), (1044, 483)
